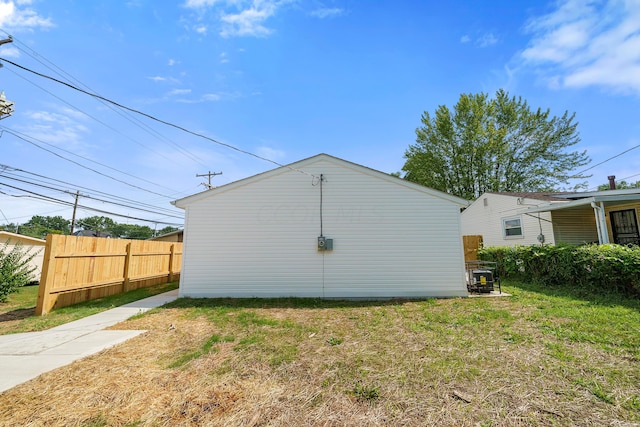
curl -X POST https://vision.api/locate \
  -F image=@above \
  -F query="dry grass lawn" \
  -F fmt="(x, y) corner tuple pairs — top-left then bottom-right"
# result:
(0, 281), (638, 426)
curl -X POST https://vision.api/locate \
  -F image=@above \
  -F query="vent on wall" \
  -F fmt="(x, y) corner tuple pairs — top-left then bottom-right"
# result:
(483, 198), (488, 207)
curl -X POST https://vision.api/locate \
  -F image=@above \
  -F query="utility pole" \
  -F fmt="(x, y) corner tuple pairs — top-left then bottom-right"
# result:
(0, 36), (15, 120)
(196, 171), (222, 189)
(70, 190), (80, 234)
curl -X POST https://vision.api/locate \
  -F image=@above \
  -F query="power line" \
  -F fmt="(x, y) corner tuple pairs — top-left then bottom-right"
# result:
(3, 65), (201, 170)
(618, 172), (640, 182)
(575, 143), (640, 175)
(2, 32), (211, 169)
(0, 175), (184, 219)
(1, 164), (181, 216)
(0, 181), (183, 226)
(0, 127), (174, 198)
(0, 56), (316, 178)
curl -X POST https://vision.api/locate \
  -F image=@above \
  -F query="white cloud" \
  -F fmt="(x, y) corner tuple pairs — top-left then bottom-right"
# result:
(520, 0), (640, 95)
(0, 45), (19, 57)
(183, 0), (226, 7)
(202, 93), (222, 101)
(256, 145), (285, 161)
(459, 32), (498, 47)
(220, 3), (276, 38)
(167, 88), (192, 96)
(477, 32), (498, 47)
(309, 7), (343, 19)
(0, 0), (53, 30)
(183, 0), (286, 38)
(168, 58), (177, 66)
(22, 109), (91, 153)
(148, 75), (180, 84)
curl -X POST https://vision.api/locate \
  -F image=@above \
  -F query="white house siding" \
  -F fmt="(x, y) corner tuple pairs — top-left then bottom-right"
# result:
(177, 155), (468, 299)
(550, 209), (599, 245)
(0, 232), (45, 282)
(461, 193), (556, 247)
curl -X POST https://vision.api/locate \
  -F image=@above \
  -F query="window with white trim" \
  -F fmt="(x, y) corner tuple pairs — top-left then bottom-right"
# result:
(502, 216), (523, 238)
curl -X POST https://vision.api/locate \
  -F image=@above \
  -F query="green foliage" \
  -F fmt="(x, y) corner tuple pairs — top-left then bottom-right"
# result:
(20, 215), (70, 238)
(0, 223), (19, 232)
(326, 337), (343, 346)
(479, 244), (640, 297)
(349, 381), (380, 402)
(157, 226), (179, 236)
(75, 216), (117, 232)
(0, 241), (38, 302)
(76, 216), (154, 239)
(597, 180), (640, 191)
(402, 89), (590, 199)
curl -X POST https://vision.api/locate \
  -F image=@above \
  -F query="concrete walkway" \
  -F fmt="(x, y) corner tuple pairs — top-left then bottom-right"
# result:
(0, 289), (179, 393)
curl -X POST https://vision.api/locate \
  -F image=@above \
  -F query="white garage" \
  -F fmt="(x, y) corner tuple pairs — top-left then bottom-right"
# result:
(173, 154), (469, 299)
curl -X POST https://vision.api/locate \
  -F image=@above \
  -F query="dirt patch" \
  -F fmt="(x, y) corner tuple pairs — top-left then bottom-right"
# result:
(0, 307), (35, 323)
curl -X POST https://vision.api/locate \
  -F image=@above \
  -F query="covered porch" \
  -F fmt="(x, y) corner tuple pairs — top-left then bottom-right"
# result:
(520, 190), (640, 246)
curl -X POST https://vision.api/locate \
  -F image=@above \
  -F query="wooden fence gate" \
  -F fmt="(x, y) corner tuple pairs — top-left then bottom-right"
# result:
(463, 235), (483, 263)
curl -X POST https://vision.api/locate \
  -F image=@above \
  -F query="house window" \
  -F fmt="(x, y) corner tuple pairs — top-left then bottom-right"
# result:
(502, 216), (523, 238)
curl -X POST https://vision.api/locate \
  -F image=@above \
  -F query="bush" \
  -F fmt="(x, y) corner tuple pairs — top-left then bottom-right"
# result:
(0, 241), (38, 302)
(479, 244), (640, 298)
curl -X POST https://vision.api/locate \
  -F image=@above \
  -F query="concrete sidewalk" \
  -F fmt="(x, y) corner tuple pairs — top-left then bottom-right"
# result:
(0, 289), (179, 393)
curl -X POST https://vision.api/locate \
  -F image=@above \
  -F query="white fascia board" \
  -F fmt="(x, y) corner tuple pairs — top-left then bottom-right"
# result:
(0, 231), (46, 245)
(553, 189), (640, 199)
(517, 198), (596, 214)
(173, 153), (470, 209)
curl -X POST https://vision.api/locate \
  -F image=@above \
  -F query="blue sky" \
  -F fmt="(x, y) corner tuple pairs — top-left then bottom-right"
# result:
(0, 0), (639, 229)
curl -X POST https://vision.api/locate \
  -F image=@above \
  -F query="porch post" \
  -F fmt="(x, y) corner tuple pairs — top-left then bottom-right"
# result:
(599, 202), (609, 243)
(591, 202), (609, 244)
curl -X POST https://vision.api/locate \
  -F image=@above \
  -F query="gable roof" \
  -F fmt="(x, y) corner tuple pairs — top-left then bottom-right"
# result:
(0, 231), (46, 245)
(173, 153), (469, 208)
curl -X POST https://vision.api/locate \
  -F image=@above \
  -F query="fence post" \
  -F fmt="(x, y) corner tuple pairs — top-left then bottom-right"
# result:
(168, 244), (175, 282)
(123, 242), (132, 292)
(35, 234), (58, 316)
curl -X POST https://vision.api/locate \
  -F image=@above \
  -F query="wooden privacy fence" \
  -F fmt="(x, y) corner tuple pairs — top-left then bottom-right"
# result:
(463, 235), (483, 263)
(36, 234), (182, 315)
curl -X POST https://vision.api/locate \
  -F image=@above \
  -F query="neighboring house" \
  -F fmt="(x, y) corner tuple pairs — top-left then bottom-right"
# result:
(461, 189), (640, 247)
(149, 229), (183, 242)
(0, 231), (46, 283)
(173, 154), (470, 299)
(73, 230), (112, 238)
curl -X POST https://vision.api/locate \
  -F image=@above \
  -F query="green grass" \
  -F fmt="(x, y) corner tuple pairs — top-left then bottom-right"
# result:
(0, 281), (179, 335)
(3, 278), (640, 426)
(155, 280), (640, 423)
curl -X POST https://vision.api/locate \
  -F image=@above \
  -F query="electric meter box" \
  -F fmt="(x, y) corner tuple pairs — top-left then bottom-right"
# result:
(317, 236), (333, 251)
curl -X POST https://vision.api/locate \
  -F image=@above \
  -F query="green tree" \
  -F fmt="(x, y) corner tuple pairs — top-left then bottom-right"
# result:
(20, 215), (70, 238)
(402, 90), (591, 200)
(597, 180), (640, 191)
(125, 225), (154, 240)
(0, 241), (38, 302)
(75, 216), (116, 233)
(156, 226), (179, 236)
(0, 223), (19, 233)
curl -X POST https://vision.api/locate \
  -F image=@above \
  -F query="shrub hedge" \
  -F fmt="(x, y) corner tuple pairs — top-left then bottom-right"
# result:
(478, 244), (640, 298)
